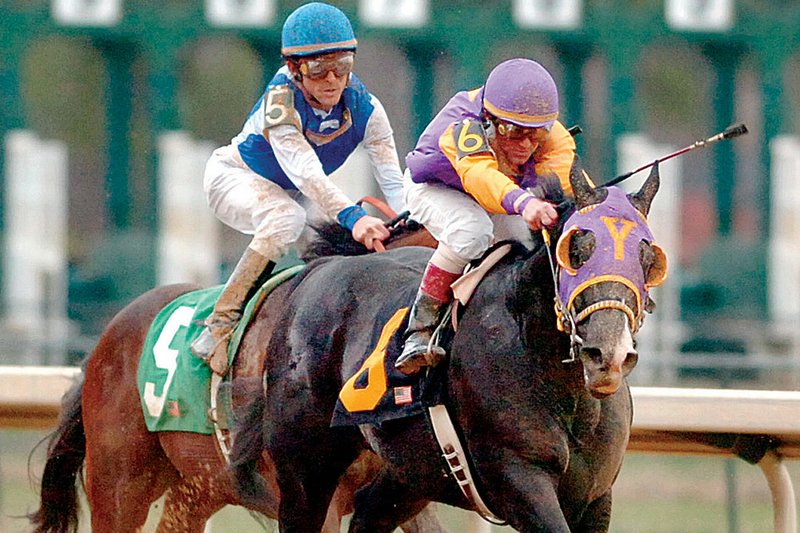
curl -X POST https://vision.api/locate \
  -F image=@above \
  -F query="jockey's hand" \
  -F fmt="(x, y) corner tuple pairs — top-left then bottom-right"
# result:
(352, 215), (390, 251)
(521, 198), (558, 231)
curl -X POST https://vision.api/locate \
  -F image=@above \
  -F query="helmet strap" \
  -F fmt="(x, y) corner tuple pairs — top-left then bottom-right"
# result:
(287, 69), (329, 110)
(481, 113), (497, 141)
(286, 58), (303, 82)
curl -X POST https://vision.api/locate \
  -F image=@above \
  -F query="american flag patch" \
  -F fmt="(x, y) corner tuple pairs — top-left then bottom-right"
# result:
(393, 386), (413, 405)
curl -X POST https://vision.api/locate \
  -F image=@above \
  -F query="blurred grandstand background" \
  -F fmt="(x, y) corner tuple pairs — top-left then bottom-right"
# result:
(1, 1), (799, 383)
(2, 2), (800, 532)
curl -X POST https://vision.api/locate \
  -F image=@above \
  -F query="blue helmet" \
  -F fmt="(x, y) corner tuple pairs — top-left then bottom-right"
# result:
(281, 2), (358, 58)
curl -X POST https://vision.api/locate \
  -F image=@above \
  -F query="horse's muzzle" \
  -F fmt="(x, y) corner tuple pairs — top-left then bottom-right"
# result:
(582, 348), (638, 398)
(584, 368), (621, 398)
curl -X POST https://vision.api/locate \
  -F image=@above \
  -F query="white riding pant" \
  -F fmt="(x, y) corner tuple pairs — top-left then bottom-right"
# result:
(204, 145), (329, 259)
(403, 169), (534, 267)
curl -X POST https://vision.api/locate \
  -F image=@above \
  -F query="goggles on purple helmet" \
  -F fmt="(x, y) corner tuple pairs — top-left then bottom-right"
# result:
(490, 116), (551, 143)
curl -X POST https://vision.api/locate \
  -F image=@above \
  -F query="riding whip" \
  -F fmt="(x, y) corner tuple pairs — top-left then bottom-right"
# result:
(603, 122), (749, 187)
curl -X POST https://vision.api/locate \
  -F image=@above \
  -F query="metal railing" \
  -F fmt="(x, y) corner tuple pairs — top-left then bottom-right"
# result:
(2, 366), (798, 532)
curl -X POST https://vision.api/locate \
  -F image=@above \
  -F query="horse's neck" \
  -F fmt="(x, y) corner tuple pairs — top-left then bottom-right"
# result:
(511, 254), (595, 402)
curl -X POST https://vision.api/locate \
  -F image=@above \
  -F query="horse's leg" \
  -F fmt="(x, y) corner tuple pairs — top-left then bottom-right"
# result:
(83, 345), (180, 530)
(272, 426), (362, 533)
(321, 487), (445, 533)
(320, 452), (444, 533)
(490, 462), (571, 533)
(84, 428), (178, 532)
(158, 432), (282, 531)
(398, 504), (446, 533)
(571, 491), (612, 533)
(154, 477), (225, 533)
(347, 469), (431, 533)
(156, 433), (230, 532)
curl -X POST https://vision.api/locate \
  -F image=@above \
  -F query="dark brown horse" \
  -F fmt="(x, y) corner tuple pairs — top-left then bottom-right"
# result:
(29, 223), (442, 532)
(230, 163), (668, 532)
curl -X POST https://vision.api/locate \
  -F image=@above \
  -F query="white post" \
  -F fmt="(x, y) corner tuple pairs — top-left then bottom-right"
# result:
(51, 0), (122, 26)
(768, 135), (800, 385)
(156, 131), (220, 286)
(616, 134), (683, 385)
(204, 0), (274, 27)
(2, 130), (71, 363)
(758, 450), (798, 533)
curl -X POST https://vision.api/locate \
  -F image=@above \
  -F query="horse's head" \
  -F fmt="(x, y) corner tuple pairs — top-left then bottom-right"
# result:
(554, 163), (668, 398)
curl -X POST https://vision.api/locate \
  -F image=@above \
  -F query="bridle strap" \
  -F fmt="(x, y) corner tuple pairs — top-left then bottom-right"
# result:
(573, 299), (640, 333)
(542, 230), (582, 362)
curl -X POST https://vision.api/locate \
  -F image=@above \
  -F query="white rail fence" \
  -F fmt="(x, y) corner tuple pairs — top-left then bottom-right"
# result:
(1, 366), (798, 532)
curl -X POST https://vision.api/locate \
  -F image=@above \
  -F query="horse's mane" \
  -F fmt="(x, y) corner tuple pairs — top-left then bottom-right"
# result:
(301, 223), (371, 261)
(529, 175), (567, 207)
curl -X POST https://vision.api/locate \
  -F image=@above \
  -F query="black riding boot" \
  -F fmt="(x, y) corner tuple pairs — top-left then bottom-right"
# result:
(395, 290), (449, 375)
(190, 247), (275, 375)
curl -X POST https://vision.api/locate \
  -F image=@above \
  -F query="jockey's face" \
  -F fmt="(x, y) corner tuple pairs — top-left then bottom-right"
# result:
(490, 118), (550, 168)
(291, 52), (352, 112)
(494, 130), (540, 167)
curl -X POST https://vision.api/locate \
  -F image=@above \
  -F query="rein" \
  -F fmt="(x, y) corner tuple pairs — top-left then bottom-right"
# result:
(542, 229), (582, 363)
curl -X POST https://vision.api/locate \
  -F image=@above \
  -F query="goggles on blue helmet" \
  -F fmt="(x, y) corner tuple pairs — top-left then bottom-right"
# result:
(298, 52), (354, 80)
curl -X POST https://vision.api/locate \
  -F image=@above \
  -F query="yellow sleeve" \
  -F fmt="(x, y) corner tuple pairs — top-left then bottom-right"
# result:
(439, 124), (522, 214)
(534, 121), (576, 195)
(534, 121), (596, 194)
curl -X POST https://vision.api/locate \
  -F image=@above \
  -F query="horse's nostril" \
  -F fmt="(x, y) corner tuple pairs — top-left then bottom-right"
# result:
(624, 351), (639, 372)
(581, 346), (602, 365)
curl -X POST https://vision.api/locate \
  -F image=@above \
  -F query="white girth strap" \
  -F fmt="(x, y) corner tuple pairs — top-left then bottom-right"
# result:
(428, 404), (507, 525)
(209, 372), (232, 462)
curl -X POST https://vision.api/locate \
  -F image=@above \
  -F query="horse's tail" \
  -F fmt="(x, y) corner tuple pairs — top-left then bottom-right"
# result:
(29, 375), (86, 533)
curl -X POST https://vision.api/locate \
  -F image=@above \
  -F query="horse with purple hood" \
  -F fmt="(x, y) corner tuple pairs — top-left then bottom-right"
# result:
(230, 160), (668, 532)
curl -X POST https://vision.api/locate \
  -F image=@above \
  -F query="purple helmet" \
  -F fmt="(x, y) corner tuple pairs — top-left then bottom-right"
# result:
(483, 58), (559, 129)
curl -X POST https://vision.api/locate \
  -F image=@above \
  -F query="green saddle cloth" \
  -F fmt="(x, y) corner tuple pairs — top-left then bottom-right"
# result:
(137, 265), (304, 434)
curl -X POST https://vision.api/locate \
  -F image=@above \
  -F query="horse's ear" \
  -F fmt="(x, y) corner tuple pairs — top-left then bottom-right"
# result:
(570, 156), (604, 209)
(645, 243), (668, 288)
(628, 163), (660, 216)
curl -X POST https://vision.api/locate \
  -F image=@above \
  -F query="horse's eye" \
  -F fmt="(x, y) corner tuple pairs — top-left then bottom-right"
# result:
(568, 230), (595, 270)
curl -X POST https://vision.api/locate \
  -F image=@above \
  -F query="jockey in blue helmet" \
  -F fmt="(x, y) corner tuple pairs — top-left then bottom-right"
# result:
(191, 2), (404, 375)
(396, 58), (584, 375)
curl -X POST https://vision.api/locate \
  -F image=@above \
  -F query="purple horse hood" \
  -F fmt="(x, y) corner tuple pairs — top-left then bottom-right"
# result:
(556, 187), (658, 328)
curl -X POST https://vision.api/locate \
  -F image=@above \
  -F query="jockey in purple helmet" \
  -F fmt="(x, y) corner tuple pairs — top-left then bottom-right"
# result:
(192, 2), (405, 375)
(396, 58), (586, 375)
